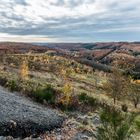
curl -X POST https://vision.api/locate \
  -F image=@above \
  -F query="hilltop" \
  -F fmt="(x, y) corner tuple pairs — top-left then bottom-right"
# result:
(35, 42), (140, 78)
(0, 42), (49, 54)
(0, 42), (139, 139)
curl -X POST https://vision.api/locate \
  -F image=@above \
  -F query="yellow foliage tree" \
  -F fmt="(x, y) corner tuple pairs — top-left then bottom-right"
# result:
(19, 59), (29, 80)
(61, 82), (72, 106)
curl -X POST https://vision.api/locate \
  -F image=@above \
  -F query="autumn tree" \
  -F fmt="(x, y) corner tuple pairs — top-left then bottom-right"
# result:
(110, 57), (140, 107)
(19, 58), (29, 80)
(59, 65), (74, 109)
(126, 78), (140, 108)
(61, 82), (72, 106)
(104, 57), (134, 105)
(104, 69), (125, 104)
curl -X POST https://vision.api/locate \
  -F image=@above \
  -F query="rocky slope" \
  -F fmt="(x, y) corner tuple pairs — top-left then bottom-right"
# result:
(0, 87), (64, 138)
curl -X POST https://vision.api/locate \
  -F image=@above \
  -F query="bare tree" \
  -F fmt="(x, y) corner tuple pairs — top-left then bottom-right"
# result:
(104, 69), (125, 104)
(127, 79), (140, 108)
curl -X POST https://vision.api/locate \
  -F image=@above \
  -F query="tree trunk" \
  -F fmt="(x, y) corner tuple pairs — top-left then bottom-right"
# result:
(113, 98), (116, 104)
(134, 102), (137, 108)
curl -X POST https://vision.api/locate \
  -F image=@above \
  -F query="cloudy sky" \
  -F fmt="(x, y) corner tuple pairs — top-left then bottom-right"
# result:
(0, 0), (140, 42)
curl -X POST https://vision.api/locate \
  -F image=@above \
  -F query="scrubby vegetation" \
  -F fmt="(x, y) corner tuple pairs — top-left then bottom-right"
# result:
(0, 46), (139, 139)
(78, 92), (97, 107)
(97, 106), (137, 140)
(34, 85), (56, 104)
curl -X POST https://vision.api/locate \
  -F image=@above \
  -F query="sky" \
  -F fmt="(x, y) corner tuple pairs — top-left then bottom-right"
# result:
(0, 0), (140, 42)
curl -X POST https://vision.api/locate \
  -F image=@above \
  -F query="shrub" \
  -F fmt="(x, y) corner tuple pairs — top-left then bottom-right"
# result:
(69, 94), (79, 110)
(19, 80), (39, 95)
(97, 106), (136, 140)
(6, 80), (19, 92)
(78, 92), (97, 107)
(135, 117), (140, 131)
(0, 76), (8, 86)
(121, 104), (128, 112)
(34, 85), (56, 104)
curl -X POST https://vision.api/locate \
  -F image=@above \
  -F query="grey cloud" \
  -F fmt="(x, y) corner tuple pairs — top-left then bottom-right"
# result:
(0, 0), (140, 42)
(12, 0), (27, 5)
(51, 0), (88, 7)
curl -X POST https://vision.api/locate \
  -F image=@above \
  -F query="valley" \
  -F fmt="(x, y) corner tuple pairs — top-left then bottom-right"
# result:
(0, 42), (140, 139)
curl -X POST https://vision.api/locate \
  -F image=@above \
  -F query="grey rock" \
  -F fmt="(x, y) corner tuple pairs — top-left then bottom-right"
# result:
(70, 132), (89, 140)
(56, 135), (62, 140)
(70, 130), (96, 140)
(92, 115), (100, 125)
(0, 136), (13, 140)
(0, 136), (6, 140)
(0, 87), (64, 138)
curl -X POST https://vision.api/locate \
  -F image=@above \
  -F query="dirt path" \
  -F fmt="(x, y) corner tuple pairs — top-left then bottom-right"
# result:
(0, 87), (64, 138)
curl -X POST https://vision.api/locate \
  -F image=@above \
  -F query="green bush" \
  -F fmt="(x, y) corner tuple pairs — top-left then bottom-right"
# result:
(78, 92), (97, 106)
(97, 106), (136, 140)
(135, 117), (140, 131)
(34, 84), (56, 104)
(19, 80), (39, 95)
(6, 80), (19, 92)
(0, 76), (8, 86)
(121, 104), (128, 112)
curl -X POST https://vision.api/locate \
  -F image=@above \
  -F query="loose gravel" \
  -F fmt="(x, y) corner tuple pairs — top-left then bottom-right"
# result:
(0, 87), (64, 138)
